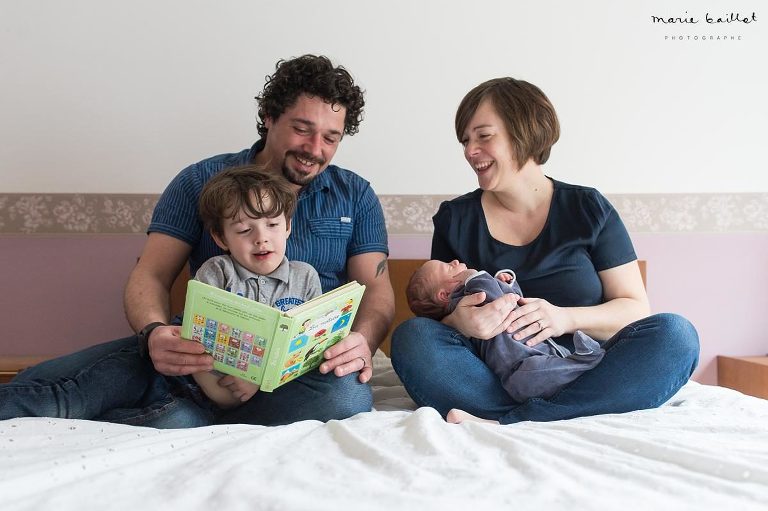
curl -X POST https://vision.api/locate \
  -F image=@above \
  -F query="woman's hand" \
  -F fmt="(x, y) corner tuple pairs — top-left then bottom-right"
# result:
(443, 292), (520, 340)
(508, 262), (650, 343)
(506, 297), (572, 346)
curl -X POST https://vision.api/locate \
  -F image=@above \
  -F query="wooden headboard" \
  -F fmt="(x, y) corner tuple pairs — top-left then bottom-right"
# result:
(172, 259), (647, 357)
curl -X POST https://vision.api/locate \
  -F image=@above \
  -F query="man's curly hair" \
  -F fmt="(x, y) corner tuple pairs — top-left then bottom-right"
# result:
(256, 54), (365, 138)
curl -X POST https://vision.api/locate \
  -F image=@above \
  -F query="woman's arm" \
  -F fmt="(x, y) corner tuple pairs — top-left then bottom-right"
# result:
(506, 261), (650, 344)
(570, 260), (651, 339)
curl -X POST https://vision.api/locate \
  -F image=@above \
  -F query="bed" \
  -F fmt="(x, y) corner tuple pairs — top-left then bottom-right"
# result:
(2, 261), (768, 509)
(1, 353), (768, 510)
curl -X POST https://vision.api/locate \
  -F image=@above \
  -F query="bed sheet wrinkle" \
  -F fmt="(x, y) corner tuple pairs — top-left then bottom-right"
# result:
(326, 411), (521, 503)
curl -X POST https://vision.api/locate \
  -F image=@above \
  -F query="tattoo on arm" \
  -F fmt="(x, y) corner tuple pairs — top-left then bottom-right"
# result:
(375, 258), (388, 278)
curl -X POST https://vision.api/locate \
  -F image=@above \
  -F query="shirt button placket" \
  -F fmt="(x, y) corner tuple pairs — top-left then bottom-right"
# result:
(258, 277), (267, 303)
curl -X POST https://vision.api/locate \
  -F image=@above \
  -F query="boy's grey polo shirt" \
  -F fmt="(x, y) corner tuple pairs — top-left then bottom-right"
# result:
(194, 255), (322, 311)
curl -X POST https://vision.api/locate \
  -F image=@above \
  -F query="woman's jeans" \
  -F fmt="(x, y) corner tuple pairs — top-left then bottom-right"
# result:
(4, 336), (372, 428)
(390, 313), (699, 424)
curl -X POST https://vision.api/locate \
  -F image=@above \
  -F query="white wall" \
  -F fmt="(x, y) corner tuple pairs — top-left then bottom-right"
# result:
(1, 0), (766, 194)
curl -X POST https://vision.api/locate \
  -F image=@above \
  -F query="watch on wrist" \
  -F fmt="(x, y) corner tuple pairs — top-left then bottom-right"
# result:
(137, 321), (166, 359)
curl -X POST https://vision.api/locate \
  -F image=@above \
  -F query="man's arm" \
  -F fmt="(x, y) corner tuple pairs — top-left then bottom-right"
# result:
(320, 251), (394, 383)
(347, 251), (395, 353)
(124, 232), (213, 375)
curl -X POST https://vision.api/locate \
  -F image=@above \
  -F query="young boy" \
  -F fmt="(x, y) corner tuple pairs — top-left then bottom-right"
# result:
(0, 166), (319, 419)
(406, 259), (604, 403)
(190, 165), (321, 408)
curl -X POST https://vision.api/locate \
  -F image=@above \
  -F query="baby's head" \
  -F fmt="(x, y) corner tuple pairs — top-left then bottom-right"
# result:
(406, 259), (475, 320)
(199, 165), (297, 275)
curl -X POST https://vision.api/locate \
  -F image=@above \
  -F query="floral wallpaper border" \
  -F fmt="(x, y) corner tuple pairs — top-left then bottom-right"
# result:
(0, 193), (766, 235)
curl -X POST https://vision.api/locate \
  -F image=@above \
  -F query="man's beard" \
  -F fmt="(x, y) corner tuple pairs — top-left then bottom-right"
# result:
(281, 151), (326, 186)
(282, 165), (314, 187)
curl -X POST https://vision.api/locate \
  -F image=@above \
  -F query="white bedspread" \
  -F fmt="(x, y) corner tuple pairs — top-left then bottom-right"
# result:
(2, 353), (767, 510)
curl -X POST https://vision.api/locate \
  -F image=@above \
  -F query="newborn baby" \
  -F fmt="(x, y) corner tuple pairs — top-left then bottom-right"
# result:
(406, 259), (604, 402)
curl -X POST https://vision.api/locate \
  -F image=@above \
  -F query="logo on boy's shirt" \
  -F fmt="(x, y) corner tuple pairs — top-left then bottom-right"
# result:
(274, 296), (305, 312)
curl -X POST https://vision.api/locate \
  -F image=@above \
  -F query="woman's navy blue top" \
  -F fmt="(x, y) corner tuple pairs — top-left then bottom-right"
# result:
(431, 179), (637, 315)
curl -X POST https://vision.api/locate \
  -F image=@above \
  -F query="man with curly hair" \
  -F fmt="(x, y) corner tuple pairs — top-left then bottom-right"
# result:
(14, 55), (395, 427)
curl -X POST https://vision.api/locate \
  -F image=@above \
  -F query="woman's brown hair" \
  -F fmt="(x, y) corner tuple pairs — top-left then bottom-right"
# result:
(455, 78), (560, 165)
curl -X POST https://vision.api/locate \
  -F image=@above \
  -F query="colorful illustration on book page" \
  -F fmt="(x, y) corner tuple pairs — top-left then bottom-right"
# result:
(277, 298), (359, 386)
(189, 313), (267, 381)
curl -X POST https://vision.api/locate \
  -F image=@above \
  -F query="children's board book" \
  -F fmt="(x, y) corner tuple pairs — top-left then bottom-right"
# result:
(180, 280), (365, 392)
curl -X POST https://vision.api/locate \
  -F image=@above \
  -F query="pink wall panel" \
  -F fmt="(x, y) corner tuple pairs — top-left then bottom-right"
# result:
(632, 233), (768, 385)
(0, 236), (145, 357)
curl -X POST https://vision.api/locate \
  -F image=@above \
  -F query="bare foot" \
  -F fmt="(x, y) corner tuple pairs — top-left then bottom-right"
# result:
(446, 408), (499, 425)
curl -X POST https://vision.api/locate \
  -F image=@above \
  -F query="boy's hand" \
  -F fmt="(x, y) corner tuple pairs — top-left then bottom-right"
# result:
(217, 375), (260, 402)
(496, 272), (514, 283)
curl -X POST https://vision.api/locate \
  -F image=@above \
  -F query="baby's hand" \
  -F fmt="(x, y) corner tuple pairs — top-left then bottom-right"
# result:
(218, 375), (260, 402)
(496, 272), (514, 283)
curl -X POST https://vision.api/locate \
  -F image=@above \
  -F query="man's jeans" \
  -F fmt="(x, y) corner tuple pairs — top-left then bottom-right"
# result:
(390, 313), (699, 424)
(6, 336), (372, 428)
(1, 340), (161, 421)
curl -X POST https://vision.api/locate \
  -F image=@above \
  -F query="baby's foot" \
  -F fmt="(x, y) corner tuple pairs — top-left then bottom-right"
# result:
(446, 408), (499, 425)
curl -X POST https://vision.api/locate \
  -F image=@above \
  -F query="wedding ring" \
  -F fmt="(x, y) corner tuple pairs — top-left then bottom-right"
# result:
(359, 357), (367, 369)
(536, 320), (543, 331)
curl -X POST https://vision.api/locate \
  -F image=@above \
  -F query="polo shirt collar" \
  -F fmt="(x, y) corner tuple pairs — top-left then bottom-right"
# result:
(231, 255), (291, 284)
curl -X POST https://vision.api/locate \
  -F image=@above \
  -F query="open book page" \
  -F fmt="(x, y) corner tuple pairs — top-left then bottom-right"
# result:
(181, 280), (282, 385)
(264, 282), (365, 390)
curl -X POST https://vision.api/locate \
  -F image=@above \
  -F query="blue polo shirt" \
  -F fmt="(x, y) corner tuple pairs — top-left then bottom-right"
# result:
(149, 140), (389, 292)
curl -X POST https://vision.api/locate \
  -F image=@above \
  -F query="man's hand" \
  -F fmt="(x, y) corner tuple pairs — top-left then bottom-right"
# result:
(217, 375), (260, 403)
(148, 325), (214, 376)
(443, 292), (519, 340)
(318, 331), (373, 383)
